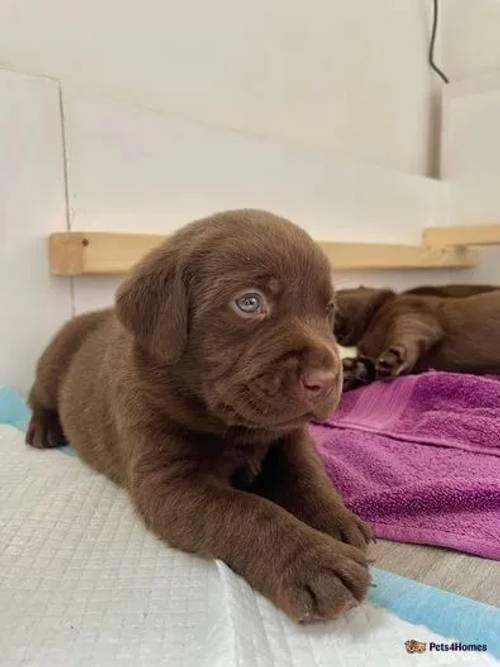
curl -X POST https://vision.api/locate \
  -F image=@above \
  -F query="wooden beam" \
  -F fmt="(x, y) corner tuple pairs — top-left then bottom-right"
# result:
(49, 232), (165, 275)
(320, 242), (477, 271)
(49, 231), (479, 276)
(424, 224), (500, 248)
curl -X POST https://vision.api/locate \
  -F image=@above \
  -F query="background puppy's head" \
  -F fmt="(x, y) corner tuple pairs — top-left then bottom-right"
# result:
(334, 287), (394, 346)
(116, 209), (341, 432)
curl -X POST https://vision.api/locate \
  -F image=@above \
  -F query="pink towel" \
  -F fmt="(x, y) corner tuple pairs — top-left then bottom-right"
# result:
(310, 371), (500, 560)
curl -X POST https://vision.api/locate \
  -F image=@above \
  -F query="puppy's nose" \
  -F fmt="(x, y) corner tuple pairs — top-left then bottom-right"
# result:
(301, 368), (337, 399)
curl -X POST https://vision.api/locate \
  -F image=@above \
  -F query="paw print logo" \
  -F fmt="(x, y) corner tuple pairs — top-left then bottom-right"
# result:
(405, 640), (427, 653)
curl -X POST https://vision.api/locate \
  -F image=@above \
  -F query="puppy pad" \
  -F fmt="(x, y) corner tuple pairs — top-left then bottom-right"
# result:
(0, 424), (498, 666)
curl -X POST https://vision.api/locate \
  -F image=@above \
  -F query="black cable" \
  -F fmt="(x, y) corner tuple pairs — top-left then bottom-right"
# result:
(429, 0), (449, 84)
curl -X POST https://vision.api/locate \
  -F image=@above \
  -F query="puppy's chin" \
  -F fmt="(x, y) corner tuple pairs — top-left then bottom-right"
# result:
(309, 390), (342, 424)
(207, 384), (342, 433)
(210, 403), (308, 432)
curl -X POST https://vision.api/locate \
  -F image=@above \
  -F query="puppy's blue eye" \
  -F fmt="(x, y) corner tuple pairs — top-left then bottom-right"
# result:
(236, 294), (261, 314)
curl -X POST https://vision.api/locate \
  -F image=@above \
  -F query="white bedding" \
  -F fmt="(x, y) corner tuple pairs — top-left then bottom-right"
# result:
(0, 424), (496, 666)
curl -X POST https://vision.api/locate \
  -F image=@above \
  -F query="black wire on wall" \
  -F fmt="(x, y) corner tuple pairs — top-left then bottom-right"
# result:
(429, 0), (450, 84)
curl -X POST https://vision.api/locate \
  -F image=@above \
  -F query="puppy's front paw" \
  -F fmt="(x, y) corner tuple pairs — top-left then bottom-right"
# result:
(275, 535), (370, 623)
(376, 345), (410, 377)
(321, 508), (372, 551)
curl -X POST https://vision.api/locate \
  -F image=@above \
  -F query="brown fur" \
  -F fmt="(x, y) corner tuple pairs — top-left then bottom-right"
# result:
(404, 284), (498, 298)
(335, 285), (500, 384)
(27, 210), (371, 623)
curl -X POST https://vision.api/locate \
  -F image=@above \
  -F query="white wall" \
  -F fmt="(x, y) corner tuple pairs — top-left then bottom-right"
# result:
(439, 0), (500, 285)
(0, 69), (454, 393)
(62, 92), (451, 314)
(0, 0), (433, 176)
(441, 0), (500, 81)
(0, 70), (72, 393)
(441, 74), (500, 223)
(439, 74), (500, 284)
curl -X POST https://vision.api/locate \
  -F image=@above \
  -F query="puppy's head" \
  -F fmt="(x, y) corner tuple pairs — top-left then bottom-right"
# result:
(334, 287), (394, 346)
(116, 210), (341, 433)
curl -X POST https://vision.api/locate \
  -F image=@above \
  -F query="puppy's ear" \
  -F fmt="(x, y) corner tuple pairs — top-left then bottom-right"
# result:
(335, 287), (394, 344)
(115, 242), (188, 363)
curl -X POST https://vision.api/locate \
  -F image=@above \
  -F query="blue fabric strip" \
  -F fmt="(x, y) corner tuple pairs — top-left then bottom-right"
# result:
(369, 568), (499, 658)
(1, 386), (499, 657)
(0, 386), (31, 431)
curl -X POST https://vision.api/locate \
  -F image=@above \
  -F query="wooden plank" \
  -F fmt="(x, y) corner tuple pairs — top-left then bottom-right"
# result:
(49, 232), (165, 275)
(49, 232), (85, 275)
(49, 231), (479, 275)
(320, 242), (477, 270)
(424, 224), (500, 248)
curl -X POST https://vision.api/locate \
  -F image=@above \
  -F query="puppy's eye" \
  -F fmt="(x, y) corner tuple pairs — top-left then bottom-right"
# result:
(236, 294), (262, 314)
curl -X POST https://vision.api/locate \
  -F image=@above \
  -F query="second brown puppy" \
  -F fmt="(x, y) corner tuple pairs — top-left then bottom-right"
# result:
(28, 210), (370, 623)
(336, 285), (500, 380)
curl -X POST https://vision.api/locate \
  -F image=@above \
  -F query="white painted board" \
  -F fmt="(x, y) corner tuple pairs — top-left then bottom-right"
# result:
(0, 69), (72, 393)
(441, 72), (500, 284)
(62, 93), (453, 313)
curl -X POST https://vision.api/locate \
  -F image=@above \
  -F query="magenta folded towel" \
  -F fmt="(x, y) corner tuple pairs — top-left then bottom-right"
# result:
(309, 371), (500, 560)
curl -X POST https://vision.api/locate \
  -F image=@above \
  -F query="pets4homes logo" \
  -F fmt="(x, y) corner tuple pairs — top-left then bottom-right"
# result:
(405, 640), (427, 653)
(405, 640), (488, 654)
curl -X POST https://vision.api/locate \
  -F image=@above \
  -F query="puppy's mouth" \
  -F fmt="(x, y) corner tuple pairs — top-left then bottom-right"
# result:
(215, 401), (313, 431)
(208, 388), (339, 432)
(206, 359), (342, 432)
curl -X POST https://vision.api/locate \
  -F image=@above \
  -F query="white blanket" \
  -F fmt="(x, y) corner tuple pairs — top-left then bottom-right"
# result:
(0, 424), (496, 666)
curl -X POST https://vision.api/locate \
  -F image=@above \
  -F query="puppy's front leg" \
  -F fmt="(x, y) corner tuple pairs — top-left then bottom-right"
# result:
(128, 437), (370, 622)
(375, 314), (443, 377)
(254, 431), (371, 551)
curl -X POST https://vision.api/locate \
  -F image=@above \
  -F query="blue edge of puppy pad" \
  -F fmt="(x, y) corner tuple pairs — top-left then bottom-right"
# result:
(1, 385), (499, 658)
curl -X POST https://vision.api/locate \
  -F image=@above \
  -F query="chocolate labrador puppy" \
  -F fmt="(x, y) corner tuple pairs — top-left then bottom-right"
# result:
(336, 285), (500, 390)
(27, 210), (370, 623)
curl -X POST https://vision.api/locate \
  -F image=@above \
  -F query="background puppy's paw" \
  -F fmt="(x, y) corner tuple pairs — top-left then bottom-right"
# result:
(376, 345), (409, 377)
